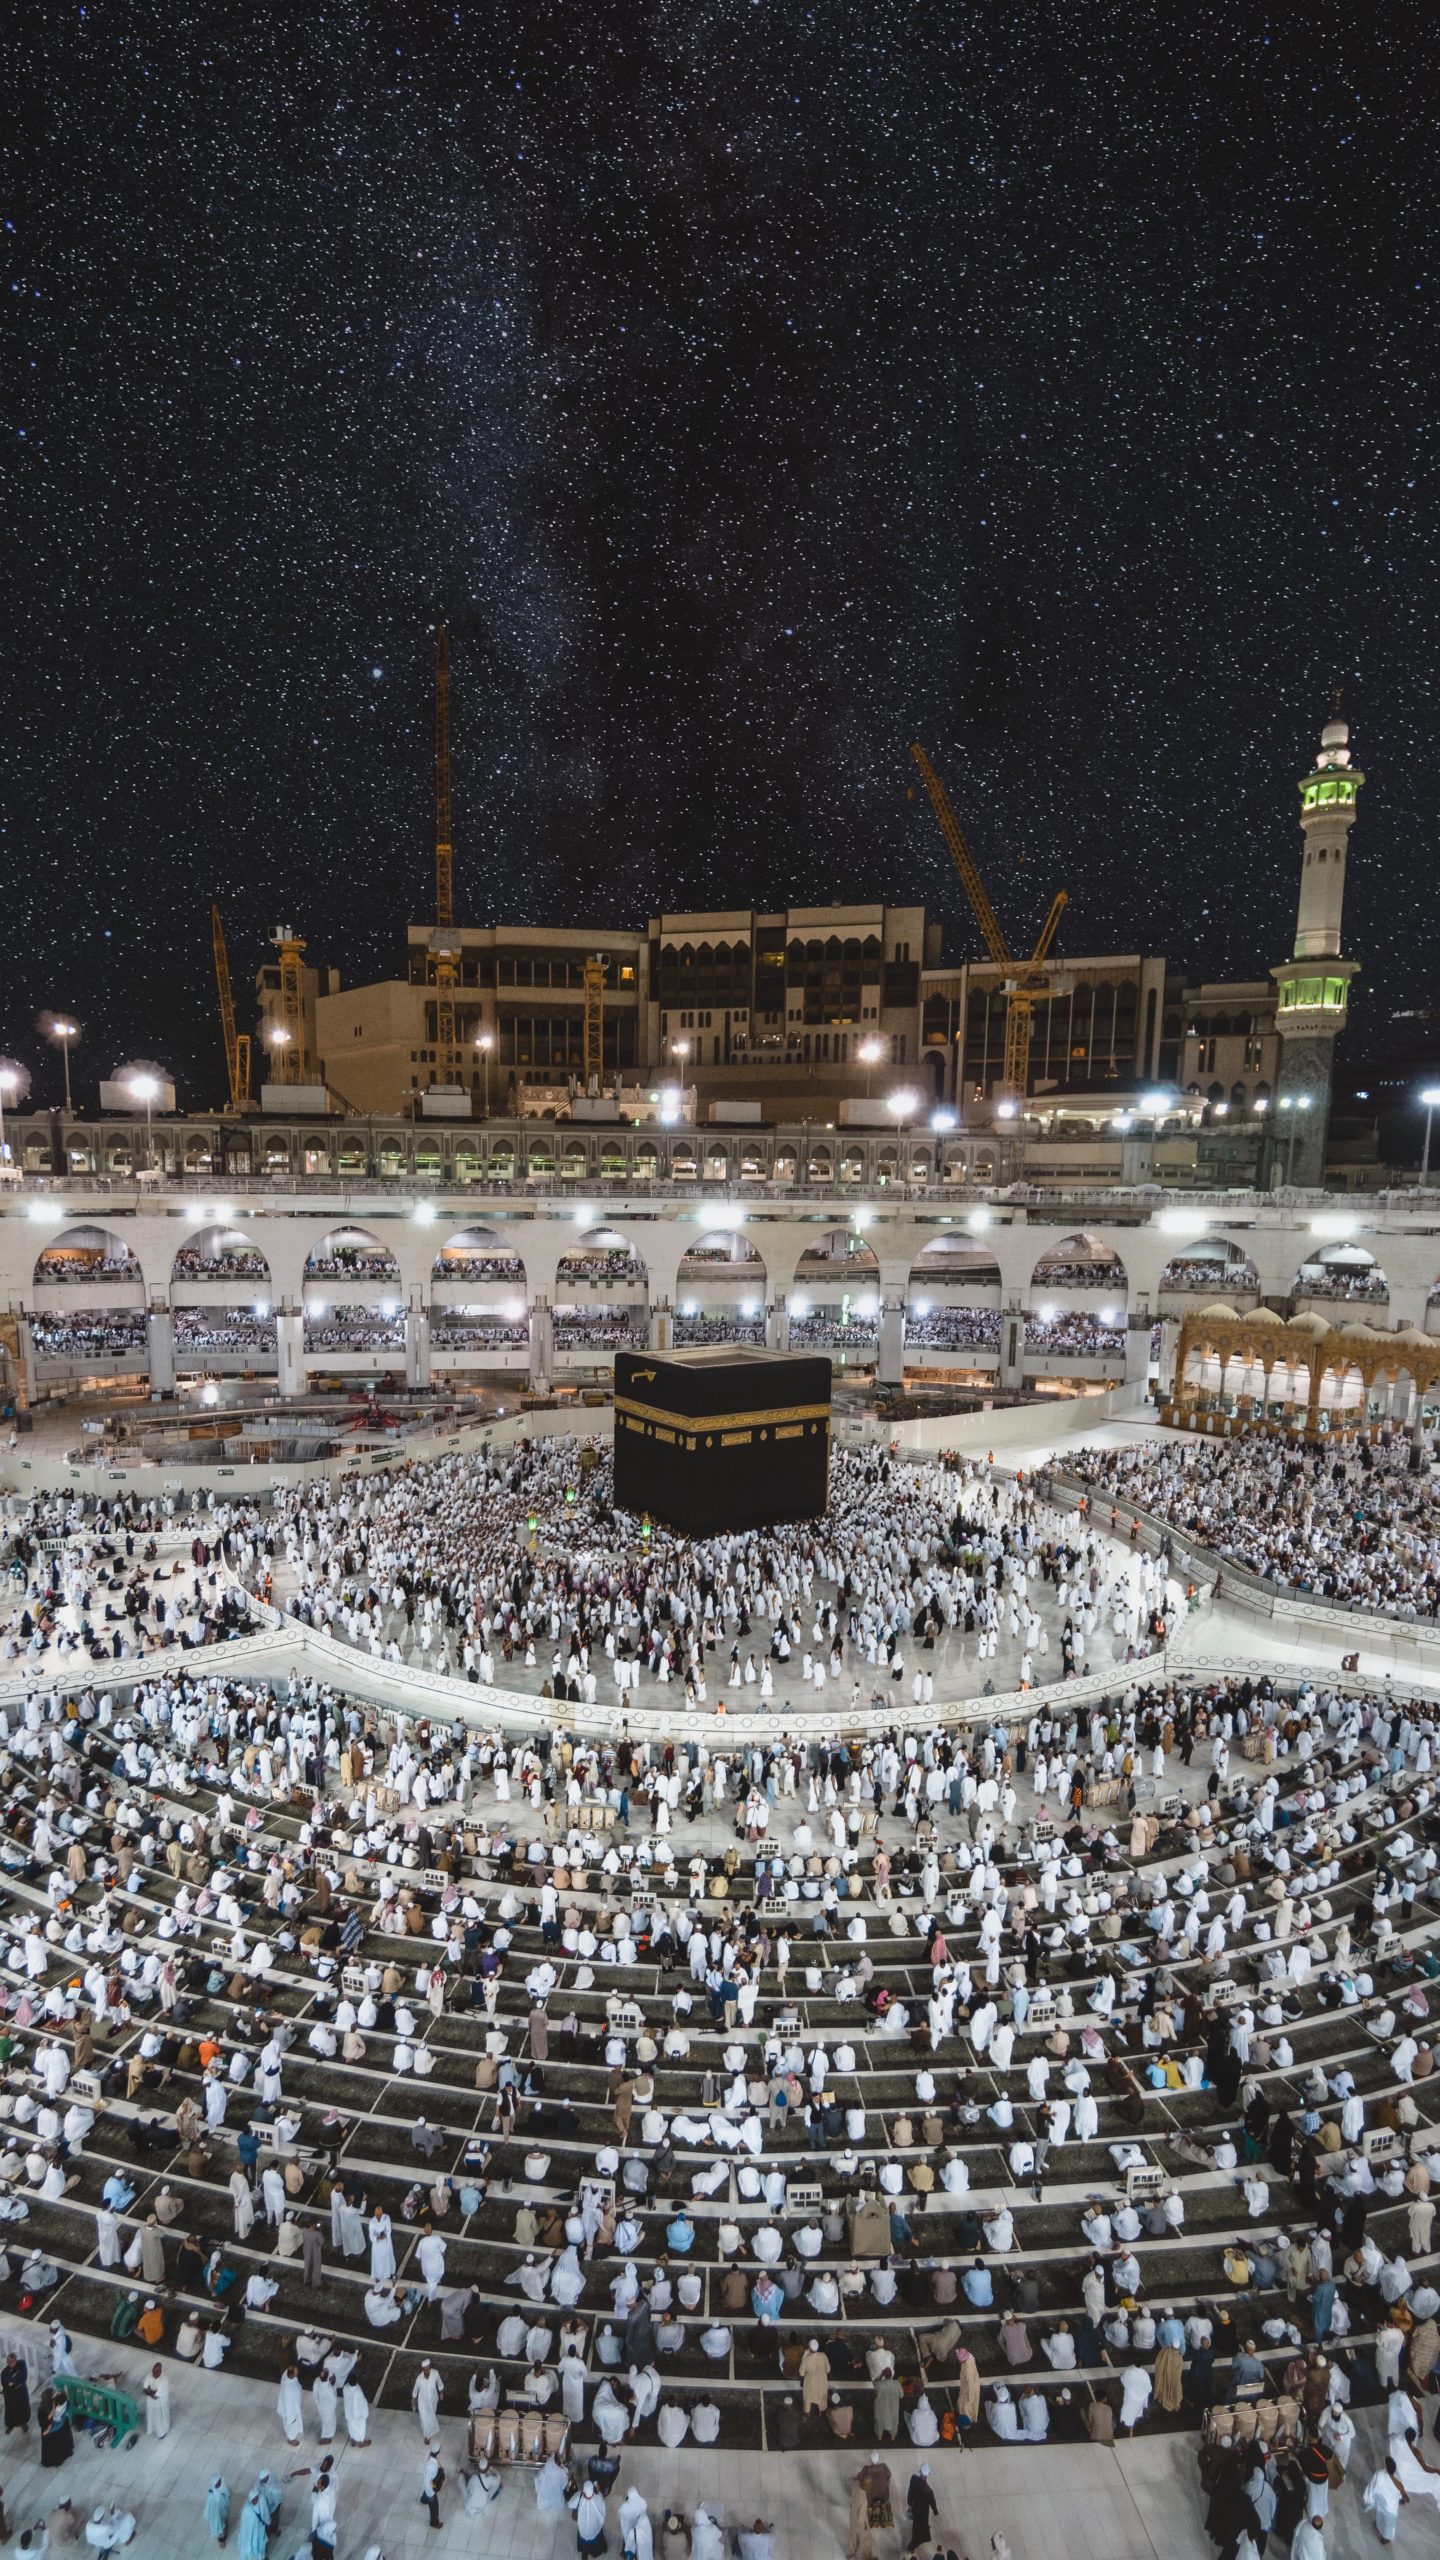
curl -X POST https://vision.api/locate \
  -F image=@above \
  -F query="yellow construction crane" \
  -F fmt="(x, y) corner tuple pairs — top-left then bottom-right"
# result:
(909, 742), (1069, 1100)
(582, 955), (605, 1091)
(269, 926), (312, 1083)
(429, 931), (461, 1089)
(435, 625), (454, 929)
(211, 903), (252, 1112)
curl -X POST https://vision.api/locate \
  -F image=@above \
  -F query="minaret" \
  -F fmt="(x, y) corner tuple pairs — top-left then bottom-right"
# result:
(1270, 708), (1363, 1187)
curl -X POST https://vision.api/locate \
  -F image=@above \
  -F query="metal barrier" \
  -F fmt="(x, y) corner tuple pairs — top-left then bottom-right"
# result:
(59, 2374), (141, 2447)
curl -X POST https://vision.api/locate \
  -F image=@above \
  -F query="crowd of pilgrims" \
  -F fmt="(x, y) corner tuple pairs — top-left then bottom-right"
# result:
(786, 1318), (879, 1350)
(1022, 1315), (1126, 1359)
(0, 1658), (1433, 2522)
(431, 1321), (529, 1351)
(672, 1318), (767, 1348)
(552, 1312), (650, 1350)
(251, 1442), (1179, 1702)
(1295, 1266), (1391, 1303)
(903, 1309), (1001, 1352)
(302, 1312), (404, 1352)
(1066, 1433), (1440, 1619)
(173, 1312), (278, 1355)
(28, 1314), (148, 1361)
(1161, 1258), (1262, 1296)
(1, 1524), (260, 1672)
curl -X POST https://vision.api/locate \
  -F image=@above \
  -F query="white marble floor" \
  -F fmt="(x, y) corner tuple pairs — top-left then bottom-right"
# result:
(0, 2334), (1429, 2560)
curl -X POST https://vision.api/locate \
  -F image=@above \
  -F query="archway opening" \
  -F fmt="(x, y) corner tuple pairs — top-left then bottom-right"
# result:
(33, 1223), (143, 1290)
(1159, 1237), (1260, 1293)
(303, 1225), (400, 1282)
(1294, 1244), (1388, 1305)
(675, 1231), (768, 1346)
(432, 1226), (526, 1285)
(905, 1234), (1002, 1356)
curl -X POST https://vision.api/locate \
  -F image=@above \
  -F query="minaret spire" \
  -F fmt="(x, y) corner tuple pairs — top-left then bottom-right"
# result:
(1269, 707), (1364, 1186)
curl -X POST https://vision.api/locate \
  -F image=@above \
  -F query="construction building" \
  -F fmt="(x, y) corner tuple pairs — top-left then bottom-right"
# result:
(198, 696), (1365, 1197)
(309, 912), (1282, 1130)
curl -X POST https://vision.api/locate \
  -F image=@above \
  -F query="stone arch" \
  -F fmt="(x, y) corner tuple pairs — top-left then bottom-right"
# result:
(906, 1233), (1002, 1294)
(32, 1223), (144, 1291)
(555, 1225), (649, 1291)
(791, 1225), (882, 1293)
(1159, 1235), (1261, 1294)
(302, 1224), (401, 1282)
(550, 1222), (649, 1352)
(1293, 1242), (1389, 1304)
(1028, 1231), (1129, 1296)
(905, 1234), (1002, 1357)
(677, 1228), (767, 1286)
(170, 1225), (272, 1291)
(675, 1229), (768, 1344)
(432, 1224), (527, 1285)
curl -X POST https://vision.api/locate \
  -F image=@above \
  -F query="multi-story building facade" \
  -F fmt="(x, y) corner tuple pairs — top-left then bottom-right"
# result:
(312, 912), (1281, 1126)
(287, 714), (1357, 1183)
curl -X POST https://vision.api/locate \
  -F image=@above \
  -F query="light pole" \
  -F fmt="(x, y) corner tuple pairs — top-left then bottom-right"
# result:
(885, 1089), (918, 1190)
(128, 1072), (159, 1173)
(859, 1036), (883, 1099)
(52, 1020), (78, 1114)
(475, 1030), (494, 1118)
(1421, 1085), (1440, 1183)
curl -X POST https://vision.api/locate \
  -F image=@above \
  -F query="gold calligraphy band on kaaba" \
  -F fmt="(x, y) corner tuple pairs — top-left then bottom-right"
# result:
(613, 1395), (832, 1433)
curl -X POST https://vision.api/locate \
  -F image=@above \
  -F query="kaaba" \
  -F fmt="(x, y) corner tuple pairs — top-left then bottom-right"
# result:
(613, 1346), (831, 1535)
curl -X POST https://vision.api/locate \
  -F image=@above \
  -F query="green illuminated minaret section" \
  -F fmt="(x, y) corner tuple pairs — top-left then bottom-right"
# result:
(1270, 712), (1363, 1187)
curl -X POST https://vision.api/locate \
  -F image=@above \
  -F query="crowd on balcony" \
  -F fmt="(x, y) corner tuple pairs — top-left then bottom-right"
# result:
(434, 1252), (526, 1284)
(172, 1247), (270, 1281)
(788, 1316), (879, 1352)
(905, 1309), (1001, 1352)
(1295, 1267), (1390, 1303)
(303, 1253), (400, 1282)
(29, 1312), (148, 1361)
(34, 1248), (142, 1285)
(1024, 1315), (1126, 1360)
(558, 1252), (649, 1288)
(673, 1315), (767, 1348)
(432, 1322), (530, 1352)
(1029, 1260), (1128, 1294)
(303, 1309), (406, 1353)
(1160, 1257), (1262, 1295)
(553, 1310), (651, 1351)
(174, 1311), (278, 1355)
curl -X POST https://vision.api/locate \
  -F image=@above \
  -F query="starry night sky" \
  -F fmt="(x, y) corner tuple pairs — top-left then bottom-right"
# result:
(5, 0), (1436, 1110)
